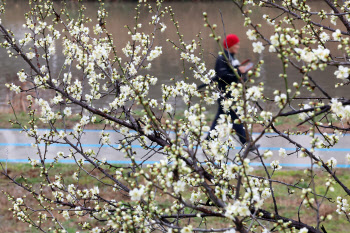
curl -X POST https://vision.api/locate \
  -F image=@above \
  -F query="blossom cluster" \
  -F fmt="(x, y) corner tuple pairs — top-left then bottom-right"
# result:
(331, 98), (350, 122)
(3, 0), (350, 232)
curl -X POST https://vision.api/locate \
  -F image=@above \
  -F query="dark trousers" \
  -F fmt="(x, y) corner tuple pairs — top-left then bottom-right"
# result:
(208, 98), (247, 144)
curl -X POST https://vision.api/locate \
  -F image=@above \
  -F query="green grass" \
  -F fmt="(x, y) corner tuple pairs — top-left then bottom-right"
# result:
(2, 163), (350, 232)
(0, 111), (107, 129)
(0, 108), (335, 138)
(0, 110), (218, 130)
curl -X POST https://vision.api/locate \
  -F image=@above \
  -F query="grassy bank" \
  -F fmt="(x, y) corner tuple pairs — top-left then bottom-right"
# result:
(1, 163), (349, 232)
(0, 110), (315, 133)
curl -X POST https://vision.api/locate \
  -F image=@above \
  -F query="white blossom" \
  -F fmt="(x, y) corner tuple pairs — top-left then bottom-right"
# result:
(29, 159), (39, 167)
(224, 229), (236, 233)
(268, 45), (276, 53)
(274, 93), (287, 108)
(299, 104), (311, 121)
(331, 15), (338, 26)
(319, 32), (330, 42)
(164, 103), (173, 113)
(147, 46), (162, 61)
(91, 227), (101, 233)
(63, 107), (72, 116)
(312, 46), (330, 62)
(279, 148), (287, 158)
(180, 225), (193, 233)
(225, 200), (250, 219)
(346, 153), (350, 163)
(17, 71), (27, 82)
(252, 41), (265, 53)
(270, 33), (280, 46)
(130, 185), (145, 201)
(174, 180), (186, 194)
(72, 172), (79, 181)
(26, 51), (35, 59)
(337, 196), (349, 214)
(246, 86), (262, 101)
(334, 66), (349, 80)
(246, 29), (257, 40)
(62, 210), (70, 220)
(332, 29), (341, 41)
(326, 157), (337, 169)
(264, 150), (273, 159)
(270, 160), (282, 170)
(100, 131), (110, 144)
(160, 22), (167, 32)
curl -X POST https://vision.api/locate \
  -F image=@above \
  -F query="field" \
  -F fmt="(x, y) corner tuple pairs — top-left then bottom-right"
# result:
(0, 110), (321, 134)
(0, 108), (348, 232)
(1, 163), (350, 232)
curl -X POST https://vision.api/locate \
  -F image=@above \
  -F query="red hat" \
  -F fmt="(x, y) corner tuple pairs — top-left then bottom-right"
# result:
(223, 34), (240, 49)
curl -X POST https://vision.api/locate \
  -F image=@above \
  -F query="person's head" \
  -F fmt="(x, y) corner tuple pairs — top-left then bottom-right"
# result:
(223, 34), (240, 54)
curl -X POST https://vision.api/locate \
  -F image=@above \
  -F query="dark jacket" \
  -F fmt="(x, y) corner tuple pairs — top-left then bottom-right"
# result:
(215, 50), (242, 93)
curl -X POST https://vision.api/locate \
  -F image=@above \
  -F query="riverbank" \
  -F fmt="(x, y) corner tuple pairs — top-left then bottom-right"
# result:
(0, 111), (336, 134)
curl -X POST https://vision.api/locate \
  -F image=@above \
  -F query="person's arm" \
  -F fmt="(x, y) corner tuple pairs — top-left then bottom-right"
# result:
(238, 62), (253, 73)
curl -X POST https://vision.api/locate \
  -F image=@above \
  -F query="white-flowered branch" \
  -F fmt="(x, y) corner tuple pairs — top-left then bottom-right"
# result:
(1, 0), (350, 233)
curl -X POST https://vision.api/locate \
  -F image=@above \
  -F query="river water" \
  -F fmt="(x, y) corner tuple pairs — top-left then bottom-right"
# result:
(0, 1), (348, 111)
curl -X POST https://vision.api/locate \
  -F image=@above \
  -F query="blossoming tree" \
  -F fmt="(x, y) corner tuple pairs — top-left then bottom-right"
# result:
(1, 0), (350, 232)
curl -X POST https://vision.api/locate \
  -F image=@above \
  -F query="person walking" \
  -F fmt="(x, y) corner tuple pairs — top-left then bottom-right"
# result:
(207, 34), (254, 148)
